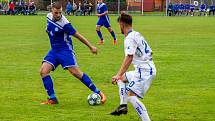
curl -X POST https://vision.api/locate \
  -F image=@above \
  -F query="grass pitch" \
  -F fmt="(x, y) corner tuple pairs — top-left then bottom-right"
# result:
(0, 15), (214, 121)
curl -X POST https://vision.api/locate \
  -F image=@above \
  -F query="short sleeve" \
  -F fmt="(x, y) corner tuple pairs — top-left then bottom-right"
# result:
(124, 38), (137, 56)
(103, 4), (108, 11)
(63, 23), (76, 35)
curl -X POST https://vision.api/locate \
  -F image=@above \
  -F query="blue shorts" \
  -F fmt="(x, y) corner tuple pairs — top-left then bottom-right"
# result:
(96, 18), (111, 28)
(43, 49), (78, 71)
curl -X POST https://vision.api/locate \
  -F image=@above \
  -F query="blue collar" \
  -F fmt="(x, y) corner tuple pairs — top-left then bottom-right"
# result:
(98, 2), (103, 5)
(126, 29), (133, 36)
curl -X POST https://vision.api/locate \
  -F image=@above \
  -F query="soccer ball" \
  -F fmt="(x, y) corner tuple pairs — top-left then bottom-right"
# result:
(87, 93), (101, 105)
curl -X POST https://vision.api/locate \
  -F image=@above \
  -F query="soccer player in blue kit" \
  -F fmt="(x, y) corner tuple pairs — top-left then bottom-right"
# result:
(96, 0), (117, 45)
(40, 2), (106, 105)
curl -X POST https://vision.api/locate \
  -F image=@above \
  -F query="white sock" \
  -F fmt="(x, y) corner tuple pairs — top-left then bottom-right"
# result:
(128, 96), (150, 121)
(117, 80), (128, 105)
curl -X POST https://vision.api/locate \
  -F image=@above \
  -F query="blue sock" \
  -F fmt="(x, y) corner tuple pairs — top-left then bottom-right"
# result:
(110, 31), (116, 40)
(42, 75), (56, 99)
(81, 73), (100, 94)
(96, 30), (103, 40)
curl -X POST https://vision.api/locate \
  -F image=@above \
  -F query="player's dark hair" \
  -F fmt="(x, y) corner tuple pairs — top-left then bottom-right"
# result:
(117, 12), (132, 26)
(52, 2), (62, 9)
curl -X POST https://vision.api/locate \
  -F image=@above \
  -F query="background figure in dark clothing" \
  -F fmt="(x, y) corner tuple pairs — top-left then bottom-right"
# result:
(29, 2), (36, 15)
(83, 2), (88, 16)
(76, 2), (83, 16)
(72, 2), (77, 15)
(2, 1), (9, 15)
(88, 3), (93, 15)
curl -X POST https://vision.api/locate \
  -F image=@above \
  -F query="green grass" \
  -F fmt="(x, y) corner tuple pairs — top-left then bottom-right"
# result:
(0, 15), (215, 121)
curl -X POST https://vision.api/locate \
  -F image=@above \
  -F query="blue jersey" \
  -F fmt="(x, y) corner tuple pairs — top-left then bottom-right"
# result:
(185, 4), (190, 10)
(173, 4), (179, 11)
(190, 4), (195, 11)
(46, 13), (76, 51)
(97, 3), (109, 21)
(200, 4), (206, 10)
(179, 4), (185, 10)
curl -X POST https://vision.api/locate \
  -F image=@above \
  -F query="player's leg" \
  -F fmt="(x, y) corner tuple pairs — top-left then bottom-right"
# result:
(40, 50), (59, 104)
(40, 62), (58, 104)
(58, 50), (106, 103)
(127, 91), (151, 121)
(67, 67), (106, 104)
(107, 27), (117, 45)
(117, 78), (128, 106)
(96, 22), (104, 45)
(126, 73), (155, 121)
(126, 81), (150, 121)
(110, 71), (135, 115)
(110, 74), (128, 115)
(104, 18), (117, 45)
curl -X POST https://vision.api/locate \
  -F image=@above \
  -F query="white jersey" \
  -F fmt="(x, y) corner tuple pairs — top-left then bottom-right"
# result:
(124, 30), (156, 75)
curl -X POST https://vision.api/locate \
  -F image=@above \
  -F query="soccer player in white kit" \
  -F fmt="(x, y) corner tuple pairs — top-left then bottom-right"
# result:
(110, 13), (156, 121)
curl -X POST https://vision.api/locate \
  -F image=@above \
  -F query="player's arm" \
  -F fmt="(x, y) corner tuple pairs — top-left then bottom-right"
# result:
(112, 38), (136, 83)
(112, 55), (133, 83)
(63, 23), (97, 54)
(97, 11), (108, 17)
(117, 55), (133, 76)
(73, 32), (97, 54)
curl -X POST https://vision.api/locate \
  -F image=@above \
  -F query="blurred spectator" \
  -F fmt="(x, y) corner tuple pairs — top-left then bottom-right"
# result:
(16, 2), (29, 15)
(167, 3), (173, 16)
(72, 2), (77, 15)
(14, 2), (20, 15)
(185, 4), (190, 16)
(190, 4), (195, 16)
(83, 2), (88, 16)
(29, 2), (36, 15)
(76, 2), (83, 16)
(173, 4), (179, 16)
(179, 3), (185, 15)
(3, 0), (9, 15)
(47, 4), (51, 12)
(88, 3), (93, 15)
(209, 5), (215, 16)
(0, 2), (2, 15)
(22, 2), (29, 15)
(66, 2), (72, 15)
(199, 4), (206, 16)
(9, 1), (15, 15)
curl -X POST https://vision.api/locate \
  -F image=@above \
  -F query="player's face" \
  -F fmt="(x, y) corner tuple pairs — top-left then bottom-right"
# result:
(52, 8), (62, 21)
(97, 0), (102, 4)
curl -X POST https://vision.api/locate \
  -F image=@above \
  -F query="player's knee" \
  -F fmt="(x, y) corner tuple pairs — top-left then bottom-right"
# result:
(128, 91), (136, 97)
(107, 28), (112, 32)
(69, 69), (82, 79)
(96, 27), (100, 31)
(39, 68), (50, 77)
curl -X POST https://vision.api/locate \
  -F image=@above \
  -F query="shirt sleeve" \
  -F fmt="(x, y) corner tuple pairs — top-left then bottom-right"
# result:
(124, 38), (137, 56)
(63, 23), (77, 35)
(103, 4), (108, 12)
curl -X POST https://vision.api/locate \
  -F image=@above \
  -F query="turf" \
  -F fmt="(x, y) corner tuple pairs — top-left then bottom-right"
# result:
(0, 15), (214, 121)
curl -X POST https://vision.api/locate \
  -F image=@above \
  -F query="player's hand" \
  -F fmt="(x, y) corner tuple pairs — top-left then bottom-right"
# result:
(90, 46), (97, 54)
(112, 75), (122, 85)
(96, 14), (101, 17)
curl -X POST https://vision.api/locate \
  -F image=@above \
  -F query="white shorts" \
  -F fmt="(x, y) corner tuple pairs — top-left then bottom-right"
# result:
(125, 69), (156, 98)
